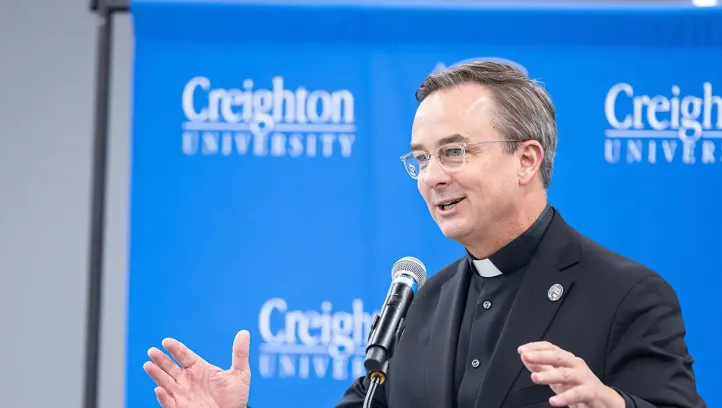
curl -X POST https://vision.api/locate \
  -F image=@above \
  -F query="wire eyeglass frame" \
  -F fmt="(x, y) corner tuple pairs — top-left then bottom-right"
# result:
(399, 140), (520, 180)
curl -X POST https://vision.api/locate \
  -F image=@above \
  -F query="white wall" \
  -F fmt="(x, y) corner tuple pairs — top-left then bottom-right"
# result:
(0, 0), (131, 406)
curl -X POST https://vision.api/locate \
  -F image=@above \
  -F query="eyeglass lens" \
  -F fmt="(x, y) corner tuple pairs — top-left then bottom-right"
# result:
(404, 143), (466, 178)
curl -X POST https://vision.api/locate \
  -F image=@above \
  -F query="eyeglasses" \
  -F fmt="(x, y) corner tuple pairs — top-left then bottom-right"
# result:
(399, 140), (518, 180)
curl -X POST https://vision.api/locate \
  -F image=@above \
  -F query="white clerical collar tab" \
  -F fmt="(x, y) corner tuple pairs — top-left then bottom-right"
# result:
(472, 258), (503, 278)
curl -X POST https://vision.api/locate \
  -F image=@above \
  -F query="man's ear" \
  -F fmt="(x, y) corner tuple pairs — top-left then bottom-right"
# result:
(518, 141), (544, 186)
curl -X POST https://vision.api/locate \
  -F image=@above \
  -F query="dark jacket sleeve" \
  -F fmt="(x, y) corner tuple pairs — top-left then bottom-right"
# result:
(605, 275), (706, 408)
(335, 375), (388, 408)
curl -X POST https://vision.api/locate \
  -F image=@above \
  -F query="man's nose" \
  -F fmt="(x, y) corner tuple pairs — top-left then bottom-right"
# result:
(421, 156), (450, 187)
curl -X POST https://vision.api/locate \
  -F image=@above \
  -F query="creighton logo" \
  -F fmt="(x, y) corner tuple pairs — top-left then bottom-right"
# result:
(604, 82), (722, 164)
(257, 298), (377, 381)
(181, 76), (356, 158)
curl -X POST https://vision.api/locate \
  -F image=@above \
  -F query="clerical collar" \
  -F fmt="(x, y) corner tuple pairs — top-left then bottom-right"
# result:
(467, 204), (554, 277)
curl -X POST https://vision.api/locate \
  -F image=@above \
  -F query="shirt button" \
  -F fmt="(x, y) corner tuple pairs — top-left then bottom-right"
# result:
(471, 359), (480, 368)
(483, 300), (492, 309)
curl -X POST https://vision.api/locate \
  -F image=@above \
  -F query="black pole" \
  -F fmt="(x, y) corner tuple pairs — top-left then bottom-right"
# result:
(83, 6), (113, 408)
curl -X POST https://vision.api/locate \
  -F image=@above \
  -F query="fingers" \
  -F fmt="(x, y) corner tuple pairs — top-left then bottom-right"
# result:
(519, 342), (557, 373)
(231, 330), (251, 375)
(518, 342), (616, 407)
(148, 347), (183, 381)
(518, 341), (560, 353)
(520, 349), (579, 369)
(162, 338), (201, 368)
(521, 361), (554, 374)
(531, 366), (578, 386)
(518, 342), (581, 381)
(154, 386), (177, 408)
(143, 361), (177, 392)
(548, 385), (592, 407)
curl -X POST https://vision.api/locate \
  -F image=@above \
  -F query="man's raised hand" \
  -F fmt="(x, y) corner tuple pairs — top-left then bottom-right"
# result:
(143, 330), (252, 408)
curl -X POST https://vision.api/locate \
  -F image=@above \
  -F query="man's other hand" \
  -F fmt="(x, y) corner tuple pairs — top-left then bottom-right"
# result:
(518, 341), (625, 408)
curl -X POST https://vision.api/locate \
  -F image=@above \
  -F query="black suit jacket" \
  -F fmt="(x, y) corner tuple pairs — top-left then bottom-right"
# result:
(336, 210), (705, 408)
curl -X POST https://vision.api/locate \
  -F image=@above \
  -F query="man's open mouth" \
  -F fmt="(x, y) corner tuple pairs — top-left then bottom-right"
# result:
(438, 197), (465, 211)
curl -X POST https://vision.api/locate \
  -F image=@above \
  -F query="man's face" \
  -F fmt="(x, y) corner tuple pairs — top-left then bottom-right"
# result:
(409, 83), (524, 246)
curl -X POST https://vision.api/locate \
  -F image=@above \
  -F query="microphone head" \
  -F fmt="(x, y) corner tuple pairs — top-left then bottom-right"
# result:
(391, 256), (427, 288)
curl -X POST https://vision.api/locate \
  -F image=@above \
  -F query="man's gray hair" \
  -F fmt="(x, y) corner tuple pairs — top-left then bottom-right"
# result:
(415, 61), (557, 189)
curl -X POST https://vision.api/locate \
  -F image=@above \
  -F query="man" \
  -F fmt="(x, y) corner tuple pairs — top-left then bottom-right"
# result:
(142, 61), (706, 408)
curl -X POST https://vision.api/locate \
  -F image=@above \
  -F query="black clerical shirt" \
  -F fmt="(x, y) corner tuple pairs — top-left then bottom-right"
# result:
(454, 205), (555, 408)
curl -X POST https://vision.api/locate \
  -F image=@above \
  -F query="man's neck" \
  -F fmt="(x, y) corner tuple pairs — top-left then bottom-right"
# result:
(466, 198), (548, 259)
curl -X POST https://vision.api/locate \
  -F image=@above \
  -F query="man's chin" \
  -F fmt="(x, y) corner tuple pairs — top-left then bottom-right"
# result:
(437, 219), (471, 240)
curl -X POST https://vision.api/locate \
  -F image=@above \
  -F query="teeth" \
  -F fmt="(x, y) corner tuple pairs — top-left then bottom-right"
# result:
(440, 199), (462, 211)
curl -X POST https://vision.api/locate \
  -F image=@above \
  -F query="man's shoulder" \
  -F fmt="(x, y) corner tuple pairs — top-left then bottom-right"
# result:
(576, 230), (665, 288)
(549, 209), (664, 290)
(557, 221), (684, 329)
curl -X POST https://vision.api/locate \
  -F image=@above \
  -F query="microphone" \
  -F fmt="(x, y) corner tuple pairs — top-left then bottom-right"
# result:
(364, 256), (427, 380)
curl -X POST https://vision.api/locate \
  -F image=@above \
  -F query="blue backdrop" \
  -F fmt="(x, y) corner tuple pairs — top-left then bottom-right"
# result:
(126, 1), (722, 407)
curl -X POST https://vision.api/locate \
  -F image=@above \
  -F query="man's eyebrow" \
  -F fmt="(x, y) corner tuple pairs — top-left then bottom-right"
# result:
(409, 133), (471, 151)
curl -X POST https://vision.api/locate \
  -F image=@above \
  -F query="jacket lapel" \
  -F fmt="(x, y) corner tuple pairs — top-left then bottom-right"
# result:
(425, 259), (471, 408)
(474, 212), (581, 408)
